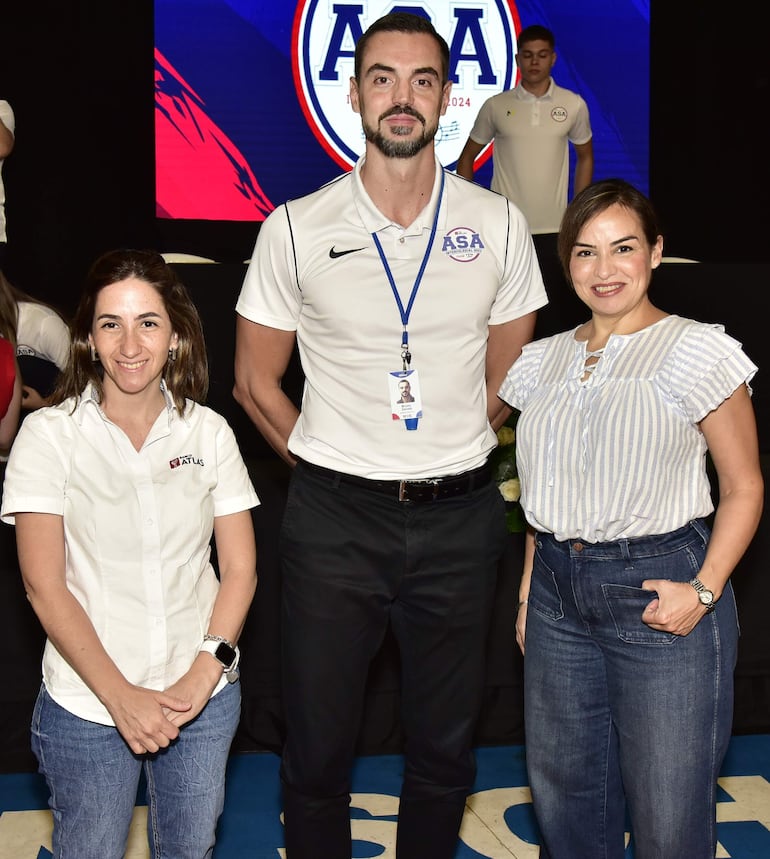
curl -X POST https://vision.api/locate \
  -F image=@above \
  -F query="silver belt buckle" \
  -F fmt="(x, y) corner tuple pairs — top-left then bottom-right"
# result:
(399, 479), (440, 502)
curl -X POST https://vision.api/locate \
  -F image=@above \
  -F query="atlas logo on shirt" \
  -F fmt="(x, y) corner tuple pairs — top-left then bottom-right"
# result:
(292, 0), (521, 171)
(442, 227), (485, 262)
(169, 454), (204, 469)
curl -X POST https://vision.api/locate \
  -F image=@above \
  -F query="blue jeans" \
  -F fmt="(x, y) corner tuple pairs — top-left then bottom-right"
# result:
(279, 460), (506, 858)
(524, 520), (738, 859)
(31, 680), (240, 859)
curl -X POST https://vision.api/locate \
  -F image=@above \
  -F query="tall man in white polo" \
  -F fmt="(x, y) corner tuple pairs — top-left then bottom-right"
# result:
(234, 11), (547, 858)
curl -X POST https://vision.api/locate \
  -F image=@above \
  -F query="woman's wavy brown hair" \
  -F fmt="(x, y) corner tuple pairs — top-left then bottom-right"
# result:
(51, 249), (208, 413)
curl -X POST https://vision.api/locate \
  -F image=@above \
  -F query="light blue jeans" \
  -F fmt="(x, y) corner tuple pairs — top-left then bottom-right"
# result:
(524, 520), (738, 859)
(31, 680), (240, 859)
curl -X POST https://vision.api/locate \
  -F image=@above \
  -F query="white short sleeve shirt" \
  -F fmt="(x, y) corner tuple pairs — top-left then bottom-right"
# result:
(1, 384), (260, 724)
(498, 316), (758, 542)
(16, 301), (71, 369)
(236, 156), (548, 479)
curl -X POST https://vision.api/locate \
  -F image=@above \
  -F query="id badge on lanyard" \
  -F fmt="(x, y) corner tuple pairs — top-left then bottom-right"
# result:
(374, 170), (444, 431)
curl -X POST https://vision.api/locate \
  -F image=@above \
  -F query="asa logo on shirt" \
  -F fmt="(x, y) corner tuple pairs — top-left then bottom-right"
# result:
(442, 227), (485, 262)
(169, 454), (204, 469)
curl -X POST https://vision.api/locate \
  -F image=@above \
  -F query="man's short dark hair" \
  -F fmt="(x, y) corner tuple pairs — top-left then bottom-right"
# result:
(517, 24), (555, 51)
(354, 12), (450, 84)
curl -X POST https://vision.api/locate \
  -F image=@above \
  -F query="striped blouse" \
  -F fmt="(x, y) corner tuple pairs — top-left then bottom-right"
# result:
(498, 315), (758, 543)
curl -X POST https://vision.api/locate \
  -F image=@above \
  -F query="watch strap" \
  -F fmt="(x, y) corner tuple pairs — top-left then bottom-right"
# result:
(200, 635), (240, 682)
(689, 577), (716, 613)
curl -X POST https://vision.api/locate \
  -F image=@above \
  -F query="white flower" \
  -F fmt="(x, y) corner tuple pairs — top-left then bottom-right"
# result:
(498, 478), (521, 503)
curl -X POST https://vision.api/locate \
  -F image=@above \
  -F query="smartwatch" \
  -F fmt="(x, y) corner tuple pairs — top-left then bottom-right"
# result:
(200, 634), (240, 683)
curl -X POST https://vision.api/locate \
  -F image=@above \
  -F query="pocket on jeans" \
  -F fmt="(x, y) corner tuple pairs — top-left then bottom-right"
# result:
(530, 549), (564, 621)
(603, 584), (678, 645)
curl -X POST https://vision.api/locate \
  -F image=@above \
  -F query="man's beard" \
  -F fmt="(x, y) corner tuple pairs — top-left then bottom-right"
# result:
(362, 105), (438, 159)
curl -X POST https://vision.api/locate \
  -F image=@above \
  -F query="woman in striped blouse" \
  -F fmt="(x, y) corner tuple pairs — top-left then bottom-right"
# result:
(498, 178), (763, 858)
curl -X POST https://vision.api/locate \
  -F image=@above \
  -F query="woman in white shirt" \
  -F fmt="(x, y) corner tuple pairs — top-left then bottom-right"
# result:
(0, 269), (71, 412)
(498, 179), (763, 858)
(1, 249), (259, 858)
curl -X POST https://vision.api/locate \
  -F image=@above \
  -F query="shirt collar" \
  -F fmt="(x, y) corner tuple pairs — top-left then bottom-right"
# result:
(75, 379), (178, 424)
(513, 77), (555, 102)
(351, 153), (448, 236)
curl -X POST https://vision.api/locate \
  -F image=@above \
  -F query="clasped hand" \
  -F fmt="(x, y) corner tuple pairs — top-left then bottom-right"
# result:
(108, 661), (221, 754)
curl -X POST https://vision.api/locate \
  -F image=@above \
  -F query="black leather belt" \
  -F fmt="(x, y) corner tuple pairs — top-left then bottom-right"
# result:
(301, 460), (493, 503)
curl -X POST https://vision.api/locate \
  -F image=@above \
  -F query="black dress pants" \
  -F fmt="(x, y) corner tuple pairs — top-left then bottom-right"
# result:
(279, 460), (506, 858)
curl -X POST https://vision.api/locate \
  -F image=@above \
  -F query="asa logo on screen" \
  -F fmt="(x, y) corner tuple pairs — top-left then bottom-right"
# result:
(292, 1), (520, 171)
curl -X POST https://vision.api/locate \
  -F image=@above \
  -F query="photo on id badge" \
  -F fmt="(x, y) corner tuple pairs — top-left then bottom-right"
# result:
(390, 370), (423, 422)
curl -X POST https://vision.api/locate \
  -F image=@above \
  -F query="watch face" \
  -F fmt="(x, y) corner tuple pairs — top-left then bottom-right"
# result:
(698, 590), (714, 606)
(215, 641), (237, 668)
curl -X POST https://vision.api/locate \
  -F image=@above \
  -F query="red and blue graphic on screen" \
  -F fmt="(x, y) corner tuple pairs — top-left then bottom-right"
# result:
(155, 0), (649, 222)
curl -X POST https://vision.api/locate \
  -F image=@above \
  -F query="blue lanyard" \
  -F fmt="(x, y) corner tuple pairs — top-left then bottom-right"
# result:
(371, 169), (445, 370)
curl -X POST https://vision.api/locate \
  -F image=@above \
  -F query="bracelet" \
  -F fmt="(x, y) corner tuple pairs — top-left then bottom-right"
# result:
(517, 599), (529, 611)
(203, 633), (236, 648)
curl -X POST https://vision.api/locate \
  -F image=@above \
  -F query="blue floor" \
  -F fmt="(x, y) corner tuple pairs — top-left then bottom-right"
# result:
(2, 736), (769, 857)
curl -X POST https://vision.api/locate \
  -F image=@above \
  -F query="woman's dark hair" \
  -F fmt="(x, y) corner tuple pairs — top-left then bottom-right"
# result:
(51, 249), (208, 413)
(557, 178), (662, 285)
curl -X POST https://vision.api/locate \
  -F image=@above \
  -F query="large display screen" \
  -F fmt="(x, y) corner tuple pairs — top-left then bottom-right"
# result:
(155, 1), (649, 222)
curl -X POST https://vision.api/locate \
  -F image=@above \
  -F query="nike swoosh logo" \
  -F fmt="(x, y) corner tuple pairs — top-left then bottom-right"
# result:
(329, 246), (366, 259)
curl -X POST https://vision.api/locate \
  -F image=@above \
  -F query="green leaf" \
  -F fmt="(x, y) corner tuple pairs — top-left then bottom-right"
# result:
(505, 502), (526, 533)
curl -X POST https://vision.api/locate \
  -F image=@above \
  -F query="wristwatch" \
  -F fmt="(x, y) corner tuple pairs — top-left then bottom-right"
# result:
(689, 577), (716, 613)
(200, 635), (240, 683)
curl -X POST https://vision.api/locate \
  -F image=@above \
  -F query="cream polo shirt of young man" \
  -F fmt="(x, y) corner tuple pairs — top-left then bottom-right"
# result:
(467, 79), (592, 233)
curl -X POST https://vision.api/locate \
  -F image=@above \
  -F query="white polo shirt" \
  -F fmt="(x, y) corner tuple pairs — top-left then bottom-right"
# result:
(468, 79), (592, 233)
(1, 383), (260, 724)
(237, 155), (548, 479)
(16, 301), (71, 370)
(0, 100), (14, 244)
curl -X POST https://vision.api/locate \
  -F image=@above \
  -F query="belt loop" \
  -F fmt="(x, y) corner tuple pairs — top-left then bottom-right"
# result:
(463, 460), (487, 495)
(619, 539), (631, 561)
(690, 518), (709, 544)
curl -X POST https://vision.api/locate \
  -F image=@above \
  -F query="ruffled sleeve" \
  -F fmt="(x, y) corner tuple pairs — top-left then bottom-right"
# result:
(498, 337), (551, 412)
(662, 321), (758, 423)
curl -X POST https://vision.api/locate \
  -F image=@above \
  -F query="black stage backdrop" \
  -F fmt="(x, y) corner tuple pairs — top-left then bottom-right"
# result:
(2, 3), (770, 772)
